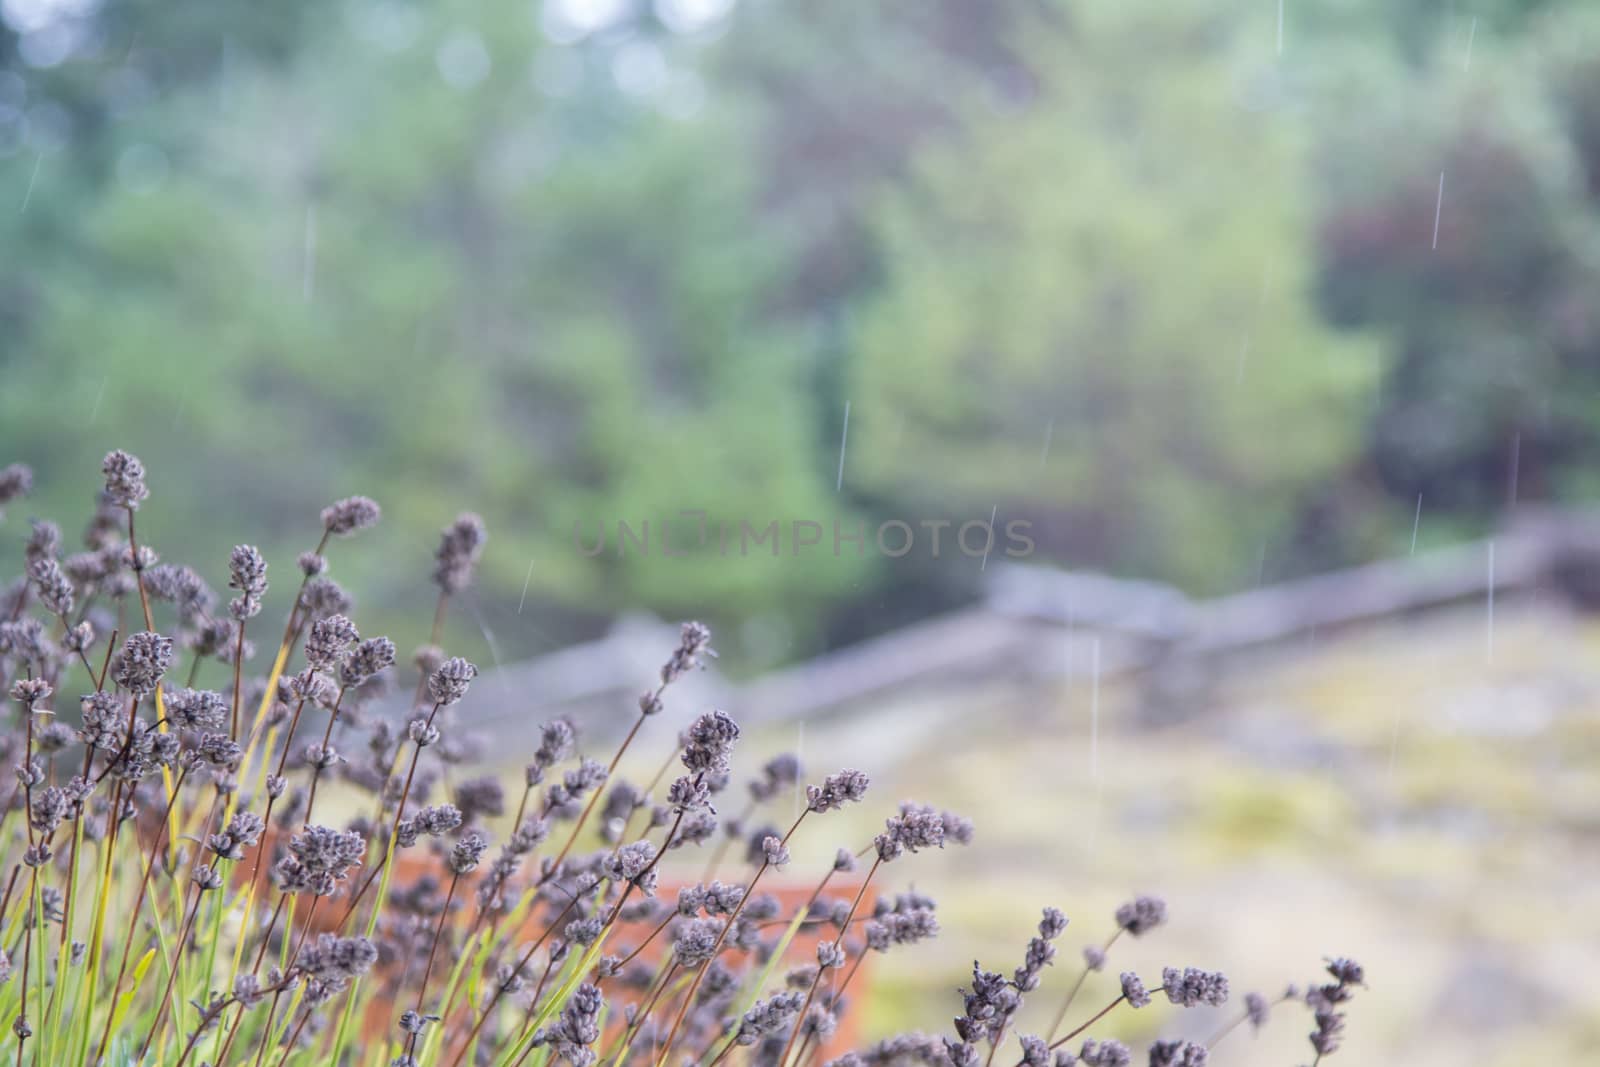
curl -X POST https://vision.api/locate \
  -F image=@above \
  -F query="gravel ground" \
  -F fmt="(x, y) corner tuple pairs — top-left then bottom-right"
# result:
(717, 598), (1600, 1066)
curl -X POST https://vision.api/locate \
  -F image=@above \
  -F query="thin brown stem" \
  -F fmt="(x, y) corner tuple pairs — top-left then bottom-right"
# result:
(95, 766), (190, 1061)
(445, 891), (585, 1067)
(506, 954), (562, 1067)
(139, 792), (228, 1058)
(604, 959), (676, 1061)
(699, 799), (755, 883)
(231, 617), (248, 740)
(126, 506), (156, 632)
(777, 857), (880, 1067)
(1045, 929), (1121, 1041)
(300, 686), (347, 822)
(138, 884), (205, 1061)
(652, 809), (810, 1067)
(1047, 992), (1133, 1053)
(15, 865), (36, 1067)
(329, 699), (444, 938)
(211, 891), (292, 1066)
(544, 704), (650, 878)
(402, 870), (461, 1060)
(0, 865), (19, 928)
(93, 690), (144, 786)
(55, 741), (96, 965)
(95, 627), (119, 692)
(608, 909), (676, 973)
(1207, 991), (1294, 1051)
(172, 972), (298, 1067)
(251, 895), (322, 1067)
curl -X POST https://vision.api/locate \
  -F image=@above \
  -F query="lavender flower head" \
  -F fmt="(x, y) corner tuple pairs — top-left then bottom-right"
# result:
(321, 495), (381, 536)
(1304, 956), (1365, 1058)
(298, 933), (379, 995)
(340, 636), (396, 688)
(190, 732), (243, 769)
(145, 563), (213, 620)
(112, 631), (174, 695)
(228, 545), (268, 621)
(1149, 1040), (1209, 1067)
(24, 518), (58, 565)
(0, 463), (31, 519)
(874, 802), (963, 863)
(449, 830), (490, 875)
(396, 804), (463, 848)
(734, 991), (805, 1046)
(275, 825), (366, 895)
(533, 719), (575, 771)
(680, 709), (740, 776)
(1011, 906), (1067, 992)
(427, 656), (477, 706)
(304, 614), (359, 671)
(806, 769), (870, 813)
(660, 620), (714, 686)
(543, 982), (602, 1066)
(1115, 895), (1167, 937)
(208, 811), (265, 860)
(604, 840), (659, 895)
(1162, 967), (1229, 1008)
(432, 512), (487, 594)
(749, 752), (802, 802)
(1078, 1038), (1131, 1067)
(298, 576), (351, 621)
(101, 450), (149, 510)
(1244, 991), (1270, 1030)
(671, 918), (723, 968)
(28, 557), (73, 618)
(761, 835), (790, 868)
(9, 678), (51, 708)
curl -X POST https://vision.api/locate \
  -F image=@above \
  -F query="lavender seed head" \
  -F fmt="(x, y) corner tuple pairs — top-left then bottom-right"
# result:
(432, 513), (487, 594)
(321, 496), (381, 536)
(1148, 1040), (1208, 1067)
(101, 450), (149, 510)
(227, 545), (268, 620)
(1115, 896), (1167, 937)
(112, 631), (174, 695)
(449, 830), (490, 875)
(427, 656), (477, 707)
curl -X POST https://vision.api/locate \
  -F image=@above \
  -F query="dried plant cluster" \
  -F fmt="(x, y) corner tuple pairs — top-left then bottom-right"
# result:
(0, 453), (1363, 1067)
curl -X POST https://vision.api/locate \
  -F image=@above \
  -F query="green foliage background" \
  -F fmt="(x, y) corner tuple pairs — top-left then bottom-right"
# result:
(4, 0), (1600, 663)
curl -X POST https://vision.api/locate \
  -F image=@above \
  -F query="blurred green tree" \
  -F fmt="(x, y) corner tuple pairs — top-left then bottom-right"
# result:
(847, 6), (1383, 590)
(0, 1), (864, 659)
(1315, 10), (1600, 521)
(7, 0), (1600, 661)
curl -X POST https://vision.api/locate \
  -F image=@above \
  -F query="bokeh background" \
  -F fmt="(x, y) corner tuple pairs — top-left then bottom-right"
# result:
(3, 1), (1599, 1063)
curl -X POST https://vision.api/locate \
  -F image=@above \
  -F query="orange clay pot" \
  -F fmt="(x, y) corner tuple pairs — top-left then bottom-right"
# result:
(222, 831), (871, 1061)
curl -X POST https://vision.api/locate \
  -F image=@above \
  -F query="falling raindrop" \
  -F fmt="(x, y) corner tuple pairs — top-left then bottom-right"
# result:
(835, 400), (850, 492)
(517, 558), (536, 615)
(1432, 172), (1445, 250)
(1485, 540), (1496, 663)
(19, 151), (40, 212)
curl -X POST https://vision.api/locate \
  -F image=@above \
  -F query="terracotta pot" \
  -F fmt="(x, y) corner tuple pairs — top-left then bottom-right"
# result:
(381, 849), (873, 1060)
(223, 830), (872, 1060)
